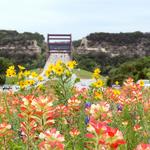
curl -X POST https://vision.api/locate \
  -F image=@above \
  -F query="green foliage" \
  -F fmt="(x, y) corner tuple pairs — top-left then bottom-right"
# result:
(0, 57), (14, 85)
(73, 39), (81, 47)
(0, 57), (13, 74)
(0, 30), (46, 70)
(86, 31), (149, 46)
(111, 102), (149, 150)
(73, 31), (150, 77)
(0, 30), (44, 46)
(107, 56), (150, 85)
(73, 52), (134, 75)
(0, 74), (6, 85)
(28, 53), (47, 69)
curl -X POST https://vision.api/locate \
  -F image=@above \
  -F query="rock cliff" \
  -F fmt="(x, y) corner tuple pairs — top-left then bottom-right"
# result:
(74, 32), (150, 58)
(0, 30), (48, 67)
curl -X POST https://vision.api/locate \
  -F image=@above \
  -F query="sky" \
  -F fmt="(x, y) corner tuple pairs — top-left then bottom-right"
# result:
(0, 0), (150, 40)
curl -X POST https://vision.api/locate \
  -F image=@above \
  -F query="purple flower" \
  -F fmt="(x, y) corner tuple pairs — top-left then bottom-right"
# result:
(85, 116), (90, 124)
(117, 104), (122, 111)
(85, 102), (91, 108)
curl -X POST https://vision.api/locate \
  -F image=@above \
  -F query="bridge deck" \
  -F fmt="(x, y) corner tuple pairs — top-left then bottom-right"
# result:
(47, 34), (72, 52)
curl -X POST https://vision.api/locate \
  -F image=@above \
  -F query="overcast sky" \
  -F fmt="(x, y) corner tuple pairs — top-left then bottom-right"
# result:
(0, 0), (150, 40)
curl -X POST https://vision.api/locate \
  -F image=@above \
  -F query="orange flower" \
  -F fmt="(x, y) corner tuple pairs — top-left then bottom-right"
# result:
(134, 124), (142, 131)
(69, 128), (80, 137)
(94, 91), (103, 99)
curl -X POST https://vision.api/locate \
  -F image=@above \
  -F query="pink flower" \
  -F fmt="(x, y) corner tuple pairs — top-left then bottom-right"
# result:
(135, 143), (150, 150)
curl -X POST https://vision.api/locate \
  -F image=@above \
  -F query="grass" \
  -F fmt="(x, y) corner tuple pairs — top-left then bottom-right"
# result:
(74, 68), (92, 79)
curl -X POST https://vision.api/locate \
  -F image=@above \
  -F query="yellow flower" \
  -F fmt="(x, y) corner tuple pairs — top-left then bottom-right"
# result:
(37, 84), (44, 90)
(65, 70), (71, 77)
(31, 72), (38, 78)
(92, 68), (101, 79)
(48, 64), (54, 71)
(18, 71), (24, 79)
(45, 64), (55, 77)
(19, 81), (26, 89)
(56, 60), (62, 66)
(6, 65), (16, 77)
(94, 68), (101, 74)
(37, 76), (43, 81)
(45, 69), (52, 77)
(18, 65), (25, 70)
(24, 70), (30, 77)
(93, 79), (103, 88)
(113, 89), (120, 95)
(139, 80), (144, 87)
(115, 81), (119, 85)
(27, 80), (35, 86)
(92, 73), (100, 79)
(9, 65), (15, 70)
(54, 66), (64, 76)
(67, 61), (77, 69)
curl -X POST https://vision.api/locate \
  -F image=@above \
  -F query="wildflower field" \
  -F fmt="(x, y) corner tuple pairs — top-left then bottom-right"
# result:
(0, 60), (150, 150)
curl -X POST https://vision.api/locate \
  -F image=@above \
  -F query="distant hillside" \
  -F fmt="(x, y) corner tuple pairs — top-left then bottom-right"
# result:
(73, 32), (150, 74)
(0, 30), (48, 69)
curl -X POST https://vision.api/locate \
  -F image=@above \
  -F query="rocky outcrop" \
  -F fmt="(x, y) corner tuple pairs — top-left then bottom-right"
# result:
(0, 30), (48, 66)
(0, 39), (41, 57)
(75, 32), (150, 58)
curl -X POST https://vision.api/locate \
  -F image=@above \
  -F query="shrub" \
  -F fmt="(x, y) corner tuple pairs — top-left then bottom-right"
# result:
(0, 57), (14, 85)
(107, 56), (150, 86)
(0, 74), (6, 85)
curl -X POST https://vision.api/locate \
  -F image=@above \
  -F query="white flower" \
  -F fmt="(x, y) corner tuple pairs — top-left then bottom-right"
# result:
(87, 124), (95, 132)
(90, 104), (100, 114)
(22, 98), (29, 105)
(41, 97), (48, 103)
(47, 102), (53, 107)
(31, 100), (36, 106)
(39, 133), (45, 139)
(6, 124), (11, 129)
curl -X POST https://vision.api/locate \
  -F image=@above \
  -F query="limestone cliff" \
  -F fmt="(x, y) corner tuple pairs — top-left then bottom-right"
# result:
(0, 30), (48, 67)
(74, 32), (150, 58)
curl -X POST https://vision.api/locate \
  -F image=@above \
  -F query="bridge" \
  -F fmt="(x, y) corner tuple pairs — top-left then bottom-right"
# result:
(41, 34), (72, 75)
(48, 34), (72, 53)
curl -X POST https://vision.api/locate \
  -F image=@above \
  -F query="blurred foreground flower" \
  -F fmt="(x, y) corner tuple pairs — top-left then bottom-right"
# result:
(135, 143), (150, 150)
(86, 118), (126, 149)
(39, 128), (65, 150)
(69, 128), (80, 137)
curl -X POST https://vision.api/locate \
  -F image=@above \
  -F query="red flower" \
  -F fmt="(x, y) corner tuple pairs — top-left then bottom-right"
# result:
(107, 127), (118, 137)
(134, 124), (142, 131)
(110, 140), (126, 149)
(85, 133), (95, 138)
(86, 118), (126, 149)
